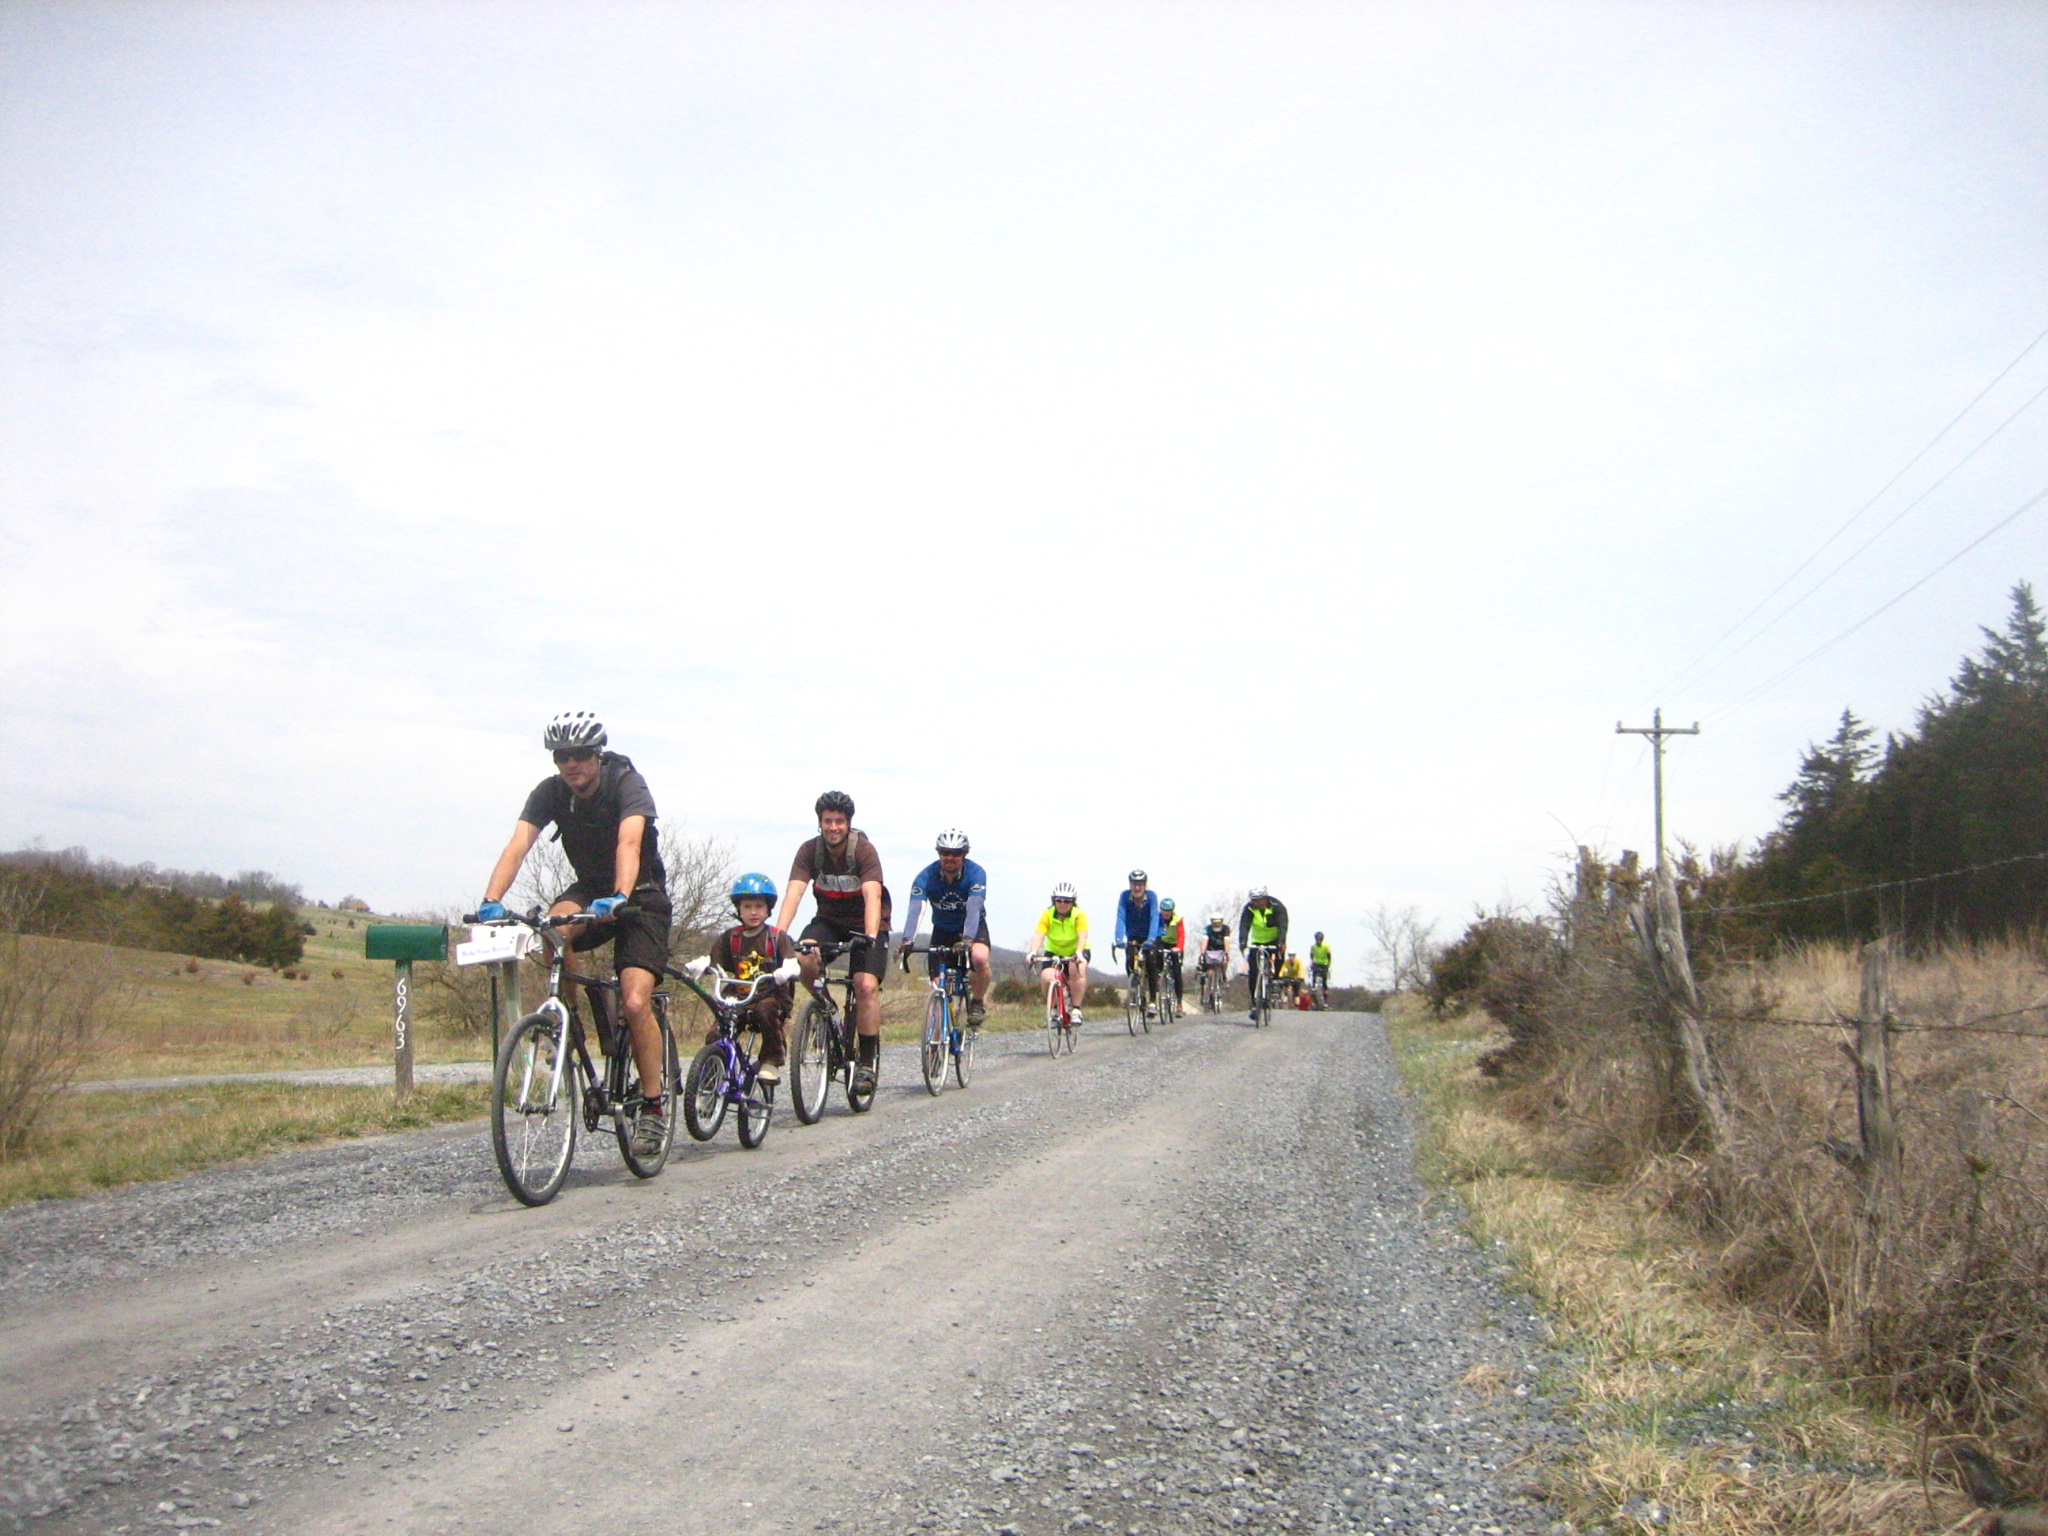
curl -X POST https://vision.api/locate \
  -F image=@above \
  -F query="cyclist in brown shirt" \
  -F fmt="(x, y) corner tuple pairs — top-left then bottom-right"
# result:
(775, 790), (890, 1091)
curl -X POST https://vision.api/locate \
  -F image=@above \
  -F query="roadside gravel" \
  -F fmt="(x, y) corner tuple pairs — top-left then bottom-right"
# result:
(0, 1015), (1577, 1535)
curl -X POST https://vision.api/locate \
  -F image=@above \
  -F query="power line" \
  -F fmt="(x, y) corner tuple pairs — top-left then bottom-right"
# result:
(1709, 481), (2048, 721)
(1671, 373), (2048, 703)
(1688, 849), (2048, 916)
(1636, 323), (2048, 710)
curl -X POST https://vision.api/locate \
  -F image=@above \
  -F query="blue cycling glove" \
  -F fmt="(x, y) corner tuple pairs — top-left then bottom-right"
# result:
(590, 894), (626, 919)
(477, 899), (507, 922)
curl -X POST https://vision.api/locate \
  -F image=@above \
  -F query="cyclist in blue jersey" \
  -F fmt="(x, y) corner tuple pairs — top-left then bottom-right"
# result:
(1114, 868), (1164, 1003)
(896, 829), (991, 1026)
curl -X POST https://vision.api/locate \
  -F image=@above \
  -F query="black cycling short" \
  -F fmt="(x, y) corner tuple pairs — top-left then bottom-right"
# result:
(925, 915), (991, 976)
(801, 914), (888, 980)
(556, 880), (673, 978)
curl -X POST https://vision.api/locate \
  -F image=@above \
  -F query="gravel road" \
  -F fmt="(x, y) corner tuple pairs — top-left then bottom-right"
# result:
(0, 1012), (1578, 1535)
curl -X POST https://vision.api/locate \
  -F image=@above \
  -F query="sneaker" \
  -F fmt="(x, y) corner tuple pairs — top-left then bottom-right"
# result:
(757, 1062), (782, 1084)
(852, 1065), (877, 1094)
(1070, 1010), (1084, 1026)
(631, 1109), (667, 1157)
(967, 999), (988, 1026)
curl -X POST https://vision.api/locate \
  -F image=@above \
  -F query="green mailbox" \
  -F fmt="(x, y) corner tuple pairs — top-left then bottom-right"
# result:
(364, 924), (448, 1098)
(364, 924), (449, 963)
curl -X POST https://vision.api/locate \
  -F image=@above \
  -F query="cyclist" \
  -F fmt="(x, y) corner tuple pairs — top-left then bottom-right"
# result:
(1310, 932), (1333, 999)
(698, 873), (801, 1083)
(478, 710), (672, 1157)
(1032, 882), (1091, 1023)
(1114, 869), (1163, 1013)
(1198, 910), (1233, 994)
(1280, 950), (1306, 1002)
(776, 790), (890, 1093)
(897, 829), (991, 1027)
(1157, 897), (1187, 1008)
(1237, 887), (1289, 1006)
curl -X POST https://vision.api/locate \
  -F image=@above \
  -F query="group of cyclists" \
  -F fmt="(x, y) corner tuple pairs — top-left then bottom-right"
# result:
(477, 713), (1335, 1158)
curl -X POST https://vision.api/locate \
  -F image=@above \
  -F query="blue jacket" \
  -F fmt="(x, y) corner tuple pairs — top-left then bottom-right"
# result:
(1116, 889), (1160, 946)
(902, 858), (987, 944)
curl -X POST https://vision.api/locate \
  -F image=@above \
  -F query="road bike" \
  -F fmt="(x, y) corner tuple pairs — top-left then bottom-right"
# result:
(904, 941), (975, 1094)
(677, 964), (786, 1150)
(1310, 969), (1330, 1010)
(466, 908), (680, 1208)
(1118, 941), (1166, 1034)
(1246, 943), (1281, 1028)
(1032, 951), (1082, 1056)
(1198, 953), (1228, 1014)
(1158, 948), (1184, 1023)
(788, 936), (878, 1123)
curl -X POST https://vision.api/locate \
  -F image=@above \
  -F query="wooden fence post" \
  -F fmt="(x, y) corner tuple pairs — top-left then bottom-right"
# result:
(1851, 938), (1898, 1307)
(1631, 866), (1735, 1149)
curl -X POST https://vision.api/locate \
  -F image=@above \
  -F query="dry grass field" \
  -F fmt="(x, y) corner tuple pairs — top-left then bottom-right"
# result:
(1389, 933), (2048, 1534)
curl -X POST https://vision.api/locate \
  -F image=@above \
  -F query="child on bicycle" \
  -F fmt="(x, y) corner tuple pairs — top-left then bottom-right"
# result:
(1032, 883), (1090, 1023)
(697, 873), (800, 1084)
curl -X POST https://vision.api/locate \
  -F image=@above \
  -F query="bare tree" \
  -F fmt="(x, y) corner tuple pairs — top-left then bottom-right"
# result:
(1361, 902), (1439, 993)
(0, 878), (116, 1153)
(507, 823), (734, 954)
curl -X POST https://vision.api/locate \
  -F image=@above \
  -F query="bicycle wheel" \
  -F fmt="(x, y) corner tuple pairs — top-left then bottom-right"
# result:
(616, 1012), (679, 1178)
(492, 1013), (580, 1207)
(1252, 967), (1270, 1027)
(847, 1029), (878, 1113)
(1162, 972), (1180, 1023)
(1045, 980), (1063, 1056)
(790, 1001), (831, 1125)
(1124, 978), (1142, 1036)
(683, 1043), (730, 1140)
(954, 1014), (974, 1087)
(736, 1063), (770, 1149)
(921, 991), (948, 1095)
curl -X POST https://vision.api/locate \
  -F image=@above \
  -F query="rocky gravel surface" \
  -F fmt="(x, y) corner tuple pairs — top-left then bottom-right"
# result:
(0, 1014), (1579, 1535)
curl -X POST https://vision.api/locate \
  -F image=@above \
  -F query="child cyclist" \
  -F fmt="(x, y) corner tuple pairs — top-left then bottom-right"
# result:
(1032, 883), (1091, 1024)
(687, 873), (802, 1084)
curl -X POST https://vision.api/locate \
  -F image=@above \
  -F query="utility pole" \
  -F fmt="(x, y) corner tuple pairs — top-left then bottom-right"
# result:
(1616, 707), (1700, 876)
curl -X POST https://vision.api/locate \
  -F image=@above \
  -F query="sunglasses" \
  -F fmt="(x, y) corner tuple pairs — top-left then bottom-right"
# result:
(552, 748), (597, 765)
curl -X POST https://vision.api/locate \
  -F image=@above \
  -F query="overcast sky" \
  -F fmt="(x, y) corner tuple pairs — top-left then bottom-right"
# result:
(3, 2), (2044, 980)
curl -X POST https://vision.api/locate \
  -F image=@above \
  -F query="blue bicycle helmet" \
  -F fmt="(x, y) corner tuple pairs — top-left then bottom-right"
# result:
(731, 872), (777, 904)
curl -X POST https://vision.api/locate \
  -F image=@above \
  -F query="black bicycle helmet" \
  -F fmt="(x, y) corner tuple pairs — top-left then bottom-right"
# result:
(815, 790), (855, 818)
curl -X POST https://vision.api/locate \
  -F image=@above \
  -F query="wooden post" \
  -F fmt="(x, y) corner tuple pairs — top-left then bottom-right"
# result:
(393, 959), (415, 1101)
(1854, 938), (1898, 1224)
(1631, 866), (1734, 1149)
(495, 958), (522, 1059)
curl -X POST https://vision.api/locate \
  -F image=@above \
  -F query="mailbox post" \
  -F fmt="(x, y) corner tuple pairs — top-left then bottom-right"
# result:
(364, 924), (449, 1100)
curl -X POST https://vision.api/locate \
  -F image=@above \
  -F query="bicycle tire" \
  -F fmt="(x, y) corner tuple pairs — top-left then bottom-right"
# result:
(1124, 977), (1142, 1036)
(615, 1012), (679, 1178)
(790, 1001), (831, 1125)
(1045, 979), (1063, 1056)
(1252, 964), (1270, 1027)
(921, 991), (948, 1096)
(736, 1069), (770, 1149)
(683, 1043), (730, 1140)
(491, 1013), (580, 1207)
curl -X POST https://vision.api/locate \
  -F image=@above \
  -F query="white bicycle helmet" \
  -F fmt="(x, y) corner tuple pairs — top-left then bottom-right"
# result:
(935, 828), (970, 853)
(1249, 886), (1269, 900)
(1051, 882), (1078, 902)
(543, 710), (607, 752)
(1129, 868), (1148, 883)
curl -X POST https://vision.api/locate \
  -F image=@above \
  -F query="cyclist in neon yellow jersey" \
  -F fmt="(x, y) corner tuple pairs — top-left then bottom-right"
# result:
(1237, 889), (1289, 1004)
(1032, 883), (1091, 1024)
(1310, 932), (1333, 996)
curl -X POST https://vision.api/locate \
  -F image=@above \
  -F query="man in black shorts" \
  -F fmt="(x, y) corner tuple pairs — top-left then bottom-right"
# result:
(775, 790), (890, 1091)
(478, 710), (674, 1156)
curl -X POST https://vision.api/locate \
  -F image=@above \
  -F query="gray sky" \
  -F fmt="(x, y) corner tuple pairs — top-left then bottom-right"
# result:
(3, 2), (2044, 980)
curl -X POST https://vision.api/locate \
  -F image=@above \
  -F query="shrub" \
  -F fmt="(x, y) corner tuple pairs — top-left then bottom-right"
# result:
(0, 894), (110, 1155)
(330, 968), (344, 981)
(240, 970), (256, 986)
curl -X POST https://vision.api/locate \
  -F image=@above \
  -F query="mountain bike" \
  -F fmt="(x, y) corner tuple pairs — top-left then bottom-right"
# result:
(1199, 953), (1228, 1014)
(1246, 943), (1280, 1028)
(468, 907), (680, 1208)
(677, 964), (783, 1150)
(788, 936), (878, 1122)
(1032, 951), (1082, 1056)
(904, 941), (975, 1094)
